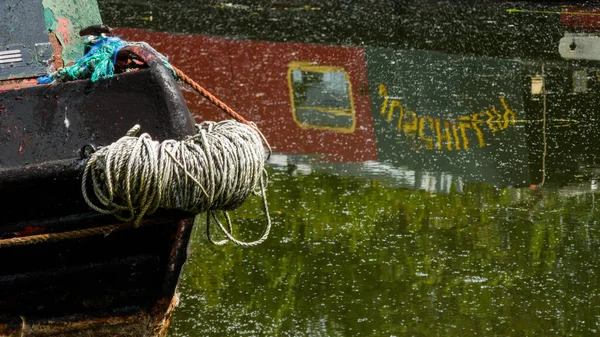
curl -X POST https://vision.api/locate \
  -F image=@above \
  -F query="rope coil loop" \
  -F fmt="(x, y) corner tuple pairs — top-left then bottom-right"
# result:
(81, 120), (271, 246)
(207, 172), (271, 247)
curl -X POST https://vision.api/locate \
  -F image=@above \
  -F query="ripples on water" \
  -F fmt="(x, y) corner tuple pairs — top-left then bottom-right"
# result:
(169, 158), (600, 336)
(97, 0), (600, 335)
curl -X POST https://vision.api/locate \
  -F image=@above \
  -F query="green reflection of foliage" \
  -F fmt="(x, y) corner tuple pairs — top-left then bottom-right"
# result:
(169, 168), (600, 337)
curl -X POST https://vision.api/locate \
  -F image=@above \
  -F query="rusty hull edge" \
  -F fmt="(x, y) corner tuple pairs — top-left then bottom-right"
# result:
(0, 294), (179, 337)
(0, 219), (194, 337)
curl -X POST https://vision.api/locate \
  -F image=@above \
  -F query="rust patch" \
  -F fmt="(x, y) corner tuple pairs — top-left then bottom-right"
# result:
(48, 32), (65, 69)
(13, 226), (45, 237)
(0, 78), (39, 91)
(150, 293), (181, 337)
(0, 294), (182, 336)
(21, 312), (146, 336)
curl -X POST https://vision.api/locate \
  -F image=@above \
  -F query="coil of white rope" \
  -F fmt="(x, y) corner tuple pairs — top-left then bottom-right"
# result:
(81, 120), (271, 247)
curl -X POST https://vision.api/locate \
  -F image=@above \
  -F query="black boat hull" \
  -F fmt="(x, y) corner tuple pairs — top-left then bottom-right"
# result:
(0, 58), (197, 335)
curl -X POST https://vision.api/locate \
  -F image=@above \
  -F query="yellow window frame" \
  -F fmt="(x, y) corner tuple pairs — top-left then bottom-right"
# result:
(287, 61), (356, 133)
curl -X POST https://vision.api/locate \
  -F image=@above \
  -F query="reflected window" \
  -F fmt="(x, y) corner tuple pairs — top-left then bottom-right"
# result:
(288, 62), (355, 132)
(531, 76), (544, 95)
(573, 70), (588, 93)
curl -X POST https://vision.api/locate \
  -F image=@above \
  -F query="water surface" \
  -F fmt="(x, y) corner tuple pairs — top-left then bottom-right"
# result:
(98, 1), (600, 335)
(169, 161), (600, 336)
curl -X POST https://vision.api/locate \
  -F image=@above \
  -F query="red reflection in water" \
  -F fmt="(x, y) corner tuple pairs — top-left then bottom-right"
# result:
(115, 28), (378, 162)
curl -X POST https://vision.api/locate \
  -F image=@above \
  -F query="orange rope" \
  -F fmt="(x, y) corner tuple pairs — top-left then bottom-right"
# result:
(172, 65), (271, 158)
(172, 66), (251, 126)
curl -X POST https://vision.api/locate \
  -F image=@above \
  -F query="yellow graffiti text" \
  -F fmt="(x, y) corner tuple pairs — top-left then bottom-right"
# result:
(378, 84), (517, 151)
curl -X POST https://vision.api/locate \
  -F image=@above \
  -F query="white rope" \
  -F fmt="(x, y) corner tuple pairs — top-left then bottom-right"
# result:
(81, 120), (271, 247)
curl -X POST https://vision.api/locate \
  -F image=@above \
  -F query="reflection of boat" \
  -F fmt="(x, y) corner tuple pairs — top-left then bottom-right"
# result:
(559, 33), (600, 61)
(0, 1), (195, 335)
(560, 7), (600, 32)
(559, 7), (600, 60)
(115, 29), (378, 163)
(106, 1), (600, 193)
(367, 49), (528, 187)
(99, 1), (574, 60)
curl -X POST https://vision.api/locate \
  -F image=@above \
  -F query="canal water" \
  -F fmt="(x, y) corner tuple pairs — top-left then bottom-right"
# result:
(99, 1), (600, 335)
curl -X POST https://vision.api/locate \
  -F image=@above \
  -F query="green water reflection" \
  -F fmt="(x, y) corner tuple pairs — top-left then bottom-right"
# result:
(169, 166), (600, 336)
(94, 2), (600, 335)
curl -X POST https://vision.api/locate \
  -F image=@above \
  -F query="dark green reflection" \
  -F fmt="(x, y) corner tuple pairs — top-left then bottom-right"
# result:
(169, 167), (600, 336)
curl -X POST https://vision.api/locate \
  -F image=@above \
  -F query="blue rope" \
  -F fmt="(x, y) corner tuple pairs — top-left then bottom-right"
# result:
(38, 36), (175, 84)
